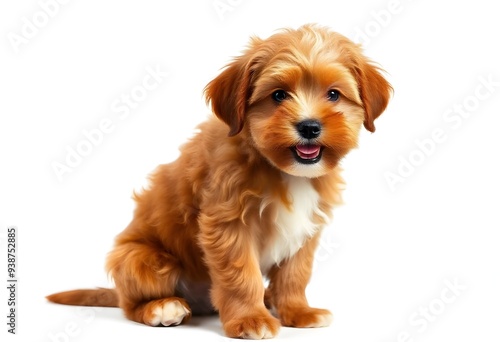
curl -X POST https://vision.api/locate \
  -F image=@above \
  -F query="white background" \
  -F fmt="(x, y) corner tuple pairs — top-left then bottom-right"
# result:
(1, 0), (500, 341)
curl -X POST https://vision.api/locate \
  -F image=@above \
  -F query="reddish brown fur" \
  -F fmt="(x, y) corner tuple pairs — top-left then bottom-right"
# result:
(46, 288), (118, 307)
(47, 24), (392, 339)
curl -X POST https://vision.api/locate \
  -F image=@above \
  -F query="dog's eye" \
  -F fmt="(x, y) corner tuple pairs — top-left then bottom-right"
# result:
(327, 89), (340, 102)
(272, 90), (288, 103)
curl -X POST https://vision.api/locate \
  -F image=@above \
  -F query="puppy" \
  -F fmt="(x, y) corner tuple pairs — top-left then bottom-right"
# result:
(47, 24), (392, 339)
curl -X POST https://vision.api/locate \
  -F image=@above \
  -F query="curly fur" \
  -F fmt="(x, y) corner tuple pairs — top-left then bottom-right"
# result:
(47, 24), (392, 339)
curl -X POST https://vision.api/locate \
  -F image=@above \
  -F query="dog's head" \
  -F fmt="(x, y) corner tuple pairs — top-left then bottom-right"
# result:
(205, 24), (392, 178)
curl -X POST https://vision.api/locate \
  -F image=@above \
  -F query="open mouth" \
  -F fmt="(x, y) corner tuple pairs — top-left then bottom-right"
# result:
(291, 144), (323, 164)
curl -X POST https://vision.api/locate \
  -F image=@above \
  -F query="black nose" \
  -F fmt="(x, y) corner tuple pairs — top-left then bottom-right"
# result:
(296, 120), (321, 139)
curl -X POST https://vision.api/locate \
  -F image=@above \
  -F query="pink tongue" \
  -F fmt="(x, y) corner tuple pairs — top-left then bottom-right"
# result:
(296, 145), (320, 159)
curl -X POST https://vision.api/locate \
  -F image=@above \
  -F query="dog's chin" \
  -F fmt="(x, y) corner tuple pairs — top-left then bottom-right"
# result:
(284, 163), (327, 178)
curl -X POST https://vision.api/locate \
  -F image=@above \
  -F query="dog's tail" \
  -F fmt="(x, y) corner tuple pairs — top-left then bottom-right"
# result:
(46, 288), (119, 307)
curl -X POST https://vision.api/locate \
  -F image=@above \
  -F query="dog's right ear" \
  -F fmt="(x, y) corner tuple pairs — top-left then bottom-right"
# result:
(204, 40), (261, 137)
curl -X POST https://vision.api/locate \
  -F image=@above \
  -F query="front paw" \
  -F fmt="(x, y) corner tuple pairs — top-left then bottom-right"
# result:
(223, 311), (281, 339)
(279, 306), (332, 328)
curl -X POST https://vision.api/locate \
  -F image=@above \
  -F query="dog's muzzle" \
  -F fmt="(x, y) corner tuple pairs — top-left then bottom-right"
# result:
(292, 120), (323, 164)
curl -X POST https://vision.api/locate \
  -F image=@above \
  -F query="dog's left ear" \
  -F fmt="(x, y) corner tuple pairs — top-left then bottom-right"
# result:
(204, 45), (260, 137)
(353, 60), (393, 132)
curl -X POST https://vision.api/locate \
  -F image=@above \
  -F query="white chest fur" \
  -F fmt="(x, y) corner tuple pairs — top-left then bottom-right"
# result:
(259, 175), (328, 273)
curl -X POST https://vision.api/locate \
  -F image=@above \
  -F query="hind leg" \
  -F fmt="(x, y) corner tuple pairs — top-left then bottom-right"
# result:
(106, 240), (191, 326)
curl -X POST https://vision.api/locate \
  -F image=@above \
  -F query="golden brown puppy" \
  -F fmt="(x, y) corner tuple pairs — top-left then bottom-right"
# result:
(47, 24), (392, 339)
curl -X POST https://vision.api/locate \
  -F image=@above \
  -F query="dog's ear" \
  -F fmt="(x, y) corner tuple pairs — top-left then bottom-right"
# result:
(353, 59), (392, 132)
(204, 47), (259, 137)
